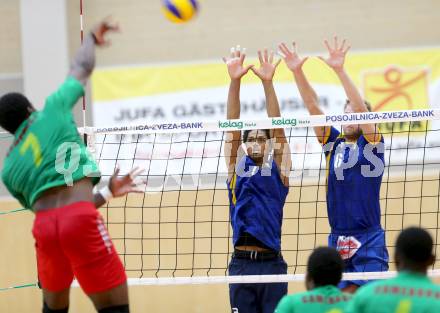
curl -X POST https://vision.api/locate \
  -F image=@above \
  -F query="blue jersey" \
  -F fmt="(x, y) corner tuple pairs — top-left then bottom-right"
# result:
(324, 127), (384, 233)
(227, 156), (289, 252)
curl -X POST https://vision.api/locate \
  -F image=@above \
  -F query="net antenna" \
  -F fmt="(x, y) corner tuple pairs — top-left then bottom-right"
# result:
(79, 0), (88, 145)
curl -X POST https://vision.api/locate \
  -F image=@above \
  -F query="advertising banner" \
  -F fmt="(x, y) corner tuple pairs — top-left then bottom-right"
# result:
(91, 49), (440, 180)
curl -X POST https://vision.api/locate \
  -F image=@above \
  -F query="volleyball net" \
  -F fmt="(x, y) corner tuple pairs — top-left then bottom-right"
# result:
(1, 108), (440, 288)
(83, 108), (440, 285)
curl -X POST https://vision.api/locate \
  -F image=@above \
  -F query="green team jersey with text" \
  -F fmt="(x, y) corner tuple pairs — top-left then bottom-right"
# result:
(345, 272), (440, 313)
(1, 77), (100, 210)
(275, 285), (352, 313)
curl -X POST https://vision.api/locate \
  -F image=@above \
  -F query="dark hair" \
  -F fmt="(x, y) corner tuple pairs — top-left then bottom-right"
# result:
(0, 92), (34, 134)
(395, 227), (433, 265)
(242, 129), (271, 143)
(345, 99), (372, 112)
(307, 247), (344, 287)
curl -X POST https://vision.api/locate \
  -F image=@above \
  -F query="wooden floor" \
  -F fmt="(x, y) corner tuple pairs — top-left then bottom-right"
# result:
(1, 172), (439, 312)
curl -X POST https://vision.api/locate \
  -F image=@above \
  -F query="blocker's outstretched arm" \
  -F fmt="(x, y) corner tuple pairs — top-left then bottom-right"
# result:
(318, 36), (381, 143)
(251, 48), (291, 187)
(279, 42), (329, 144)
(223, 46), (254, 181)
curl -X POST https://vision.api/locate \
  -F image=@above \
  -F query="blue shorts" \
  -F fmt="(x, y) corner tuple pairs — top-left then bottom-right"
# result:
(329, 227), (389, 288)
(228, 255), (287, 313)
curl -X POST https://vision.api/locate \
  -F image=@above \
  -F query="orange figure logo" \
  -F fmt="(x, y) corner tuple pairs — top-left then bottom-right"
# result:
(363, 66), (430, 134)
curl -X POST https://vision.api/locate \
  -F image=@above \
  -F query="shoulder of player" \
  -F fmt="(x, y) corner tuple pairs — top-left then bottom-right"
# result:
(358, 277), (440, 299)
(284, 291), (311, 303)
(59, 76), (84, 93)
(289, 289), (338, 301)
(425, 278), (440, 291)
(321, 126), (341, 146)
(354, 276), (427, 296)
(43, 76), (84, 112)
(323, 132), (344, 154)
(269, 158), (290, 189)
(275, 293), (300, 311)
(288, 289), (353, 306)
(359, 132), (384, 146)
(353, 280), (383, 297)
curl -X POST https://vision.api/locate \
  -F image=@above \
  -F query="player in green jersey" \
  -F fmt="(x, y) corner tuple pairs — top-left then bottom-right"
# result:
(275, 247), (351, 313)
(346, 227), (440, 313)
(0, 19), (141, 313)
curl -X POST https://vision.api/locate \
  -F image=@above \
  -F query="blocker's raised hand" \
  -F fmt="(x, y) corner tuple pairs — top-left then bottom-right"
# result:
(278, 42), (308, 72)
(251, 48), (281, 82)
(318, 36), (351, 72)
(222, 45), (254, 81)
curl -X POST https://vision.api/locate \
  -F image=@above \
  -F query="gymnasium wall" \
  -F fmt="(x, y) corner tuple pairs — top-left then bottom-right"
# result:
(3, 0), (440, 74)
(65, 0), (440, 65)
(0, 0), (22, 196)
(0, 0), (21, 74)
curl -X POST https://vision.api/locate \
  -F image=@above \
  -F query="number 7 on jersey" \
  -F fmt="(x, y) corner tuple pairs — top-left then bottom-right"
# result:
(20, 133), (43, 167)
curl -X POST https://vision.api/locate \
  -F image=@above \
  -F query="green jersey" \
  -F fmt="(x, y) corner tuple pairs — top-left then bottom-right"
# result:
(345, 272), (440, 313)
(275, 285), (352, 313)
(1, 77), (100, 210)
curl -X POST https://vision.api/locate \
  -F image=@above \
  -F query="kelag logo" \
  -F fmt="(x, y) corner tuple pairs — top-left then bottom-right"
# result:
(271, 117), (297, 127)
(218, 121), (244, 129)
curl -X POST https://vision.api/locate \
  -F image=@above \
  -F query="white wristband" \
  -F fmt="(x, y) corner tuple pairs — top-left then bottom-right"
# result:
(99, 185), (114, 201)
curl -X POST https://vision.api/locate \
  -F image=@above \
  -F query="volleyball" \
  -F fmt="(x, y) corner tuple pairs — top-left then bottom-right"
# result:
(162, 0), (199, 23)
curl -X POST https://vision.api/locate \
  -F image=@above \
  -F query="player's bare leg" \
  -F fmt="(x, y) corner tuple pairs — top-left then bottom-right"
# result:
(42, 288), (70, 312)
(88, 282), (129, 311)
